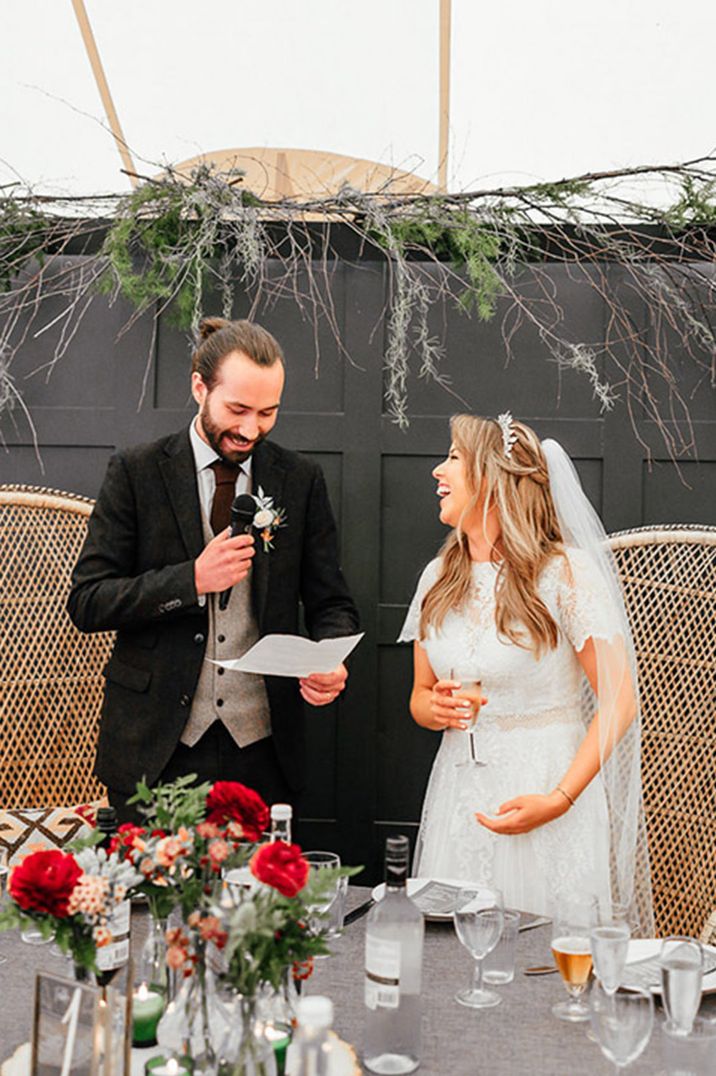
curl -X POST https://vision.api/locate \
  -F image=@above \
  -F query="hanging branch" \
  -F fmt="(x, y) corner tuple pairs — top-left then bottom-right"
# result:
(0, 157), (715, 466)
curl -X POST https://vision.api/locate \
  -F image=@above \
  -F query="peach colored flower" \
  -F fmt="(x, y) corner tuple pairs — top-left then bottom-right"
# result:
(208, 839), (230, 868)
(155, 836), (184, 868)
(67, 874), (110, 917)
(94, 925), (112, 948)
(187, 911), (201, 928)
(197, 821), (221, 840)
(167, 946), (187, 970)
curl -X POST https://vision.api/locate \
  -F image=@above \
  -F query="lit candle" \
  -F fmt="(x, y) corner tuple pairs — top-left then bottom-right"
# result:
(265, 1022), (292, 1074)
(144, 1056), (192, 1076)
(132, 982), (164, 1047)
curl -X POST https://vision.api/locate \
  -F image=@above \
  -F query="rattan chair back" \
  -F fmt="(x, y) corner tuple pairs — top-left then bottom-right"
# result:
(0, 485), (114, 808)
(608, 525), (716, 939)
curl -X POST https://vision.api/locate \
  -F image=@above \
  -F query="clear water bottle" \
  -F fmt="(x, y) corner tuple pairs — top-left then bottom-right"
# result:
(364, 836), (423, 1074)
(270, 803), (293, 844)
(291, 995), (334, 1076)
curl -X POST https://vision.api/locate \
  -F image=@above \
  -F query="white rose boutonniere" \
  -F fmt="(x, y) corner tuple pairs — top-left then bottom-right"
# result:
(252, 486), (286, 552)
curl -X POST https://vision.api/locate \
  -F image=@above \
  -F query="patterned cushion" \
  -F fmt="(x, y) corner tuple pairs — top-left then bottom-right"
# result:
(0, 806), (97, 866)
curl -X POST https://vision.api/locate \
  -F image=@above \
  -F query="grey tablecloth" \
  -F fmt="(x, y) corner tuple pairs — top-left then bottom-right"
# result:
(1, 889), (714, 1075)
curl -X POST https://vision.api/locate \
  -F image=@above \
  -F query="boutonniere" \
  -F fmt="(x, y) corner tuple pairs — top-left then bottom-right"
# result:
(251, 486), (286, 552)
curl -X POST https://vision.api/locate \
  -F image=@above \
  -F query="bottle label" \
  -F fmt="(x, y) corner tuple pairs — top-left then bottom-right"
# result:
(365, 935), (401, 1010)
(96, 899), (130, 971)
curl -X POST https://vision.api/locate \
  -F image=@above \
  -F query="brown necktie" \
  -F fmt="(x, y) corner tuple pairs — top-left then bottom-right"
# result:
(209, 459), (241, 534)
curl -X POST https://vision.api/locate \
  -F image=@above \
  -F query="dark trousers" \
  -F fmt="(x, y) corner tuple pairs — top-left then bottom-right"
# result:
(107, 721), (297, 827)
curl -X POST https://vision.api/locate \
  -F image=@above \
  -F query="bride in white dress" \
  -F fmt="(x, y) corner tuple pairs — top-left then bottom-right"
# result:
(400, 414), (653, 932)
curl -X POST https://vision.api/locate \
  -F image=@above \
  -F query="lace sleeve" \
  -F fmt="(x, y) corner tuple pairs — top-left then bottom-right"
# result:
(556, 548), (623, 652)
(397, 559), (441, 643)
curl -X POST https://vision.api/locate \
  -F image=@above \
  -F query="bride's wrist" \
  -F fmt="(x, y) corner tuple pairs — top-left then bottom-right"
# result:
(550, 786), (575, 811)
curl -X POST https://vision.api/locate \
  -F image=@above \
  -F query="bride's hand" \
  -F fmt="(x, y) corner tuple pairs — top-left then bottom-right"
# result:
(430, 680), (488, 730)
(475, 791), (570, 834)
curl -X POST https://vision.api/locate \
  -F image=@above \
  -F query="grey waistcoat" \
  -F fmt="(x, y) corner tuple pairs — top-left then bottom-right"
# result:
(181, 513), (271, 748)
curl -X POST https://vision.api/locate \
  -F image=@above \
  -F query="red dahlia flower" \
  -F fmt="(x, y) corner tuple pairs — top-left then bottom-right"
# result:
(205, 781), (269, 842)
(250, 841), (310, 898)
(9, 849), (83, 917)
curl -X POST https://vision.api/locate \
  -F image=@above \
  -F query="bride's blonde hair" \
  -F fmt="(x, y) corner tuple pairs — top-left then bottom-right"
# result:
(419, 414), (565, 655)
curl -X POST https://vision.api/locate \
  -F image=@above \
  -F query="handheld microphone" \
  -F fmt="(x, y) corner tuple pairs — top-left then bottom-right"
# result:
(219, 493), (255, 611)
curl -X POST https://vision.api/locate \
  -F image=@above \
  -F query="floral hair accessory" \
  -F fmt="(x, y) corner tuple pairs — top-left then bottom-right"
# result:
(497, 412), (517, 458)
(251, 485), (286, 552)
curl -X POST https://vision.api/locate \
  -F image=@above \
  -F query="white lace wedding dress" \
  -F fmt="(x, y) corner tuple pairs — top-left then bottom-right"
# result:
(399, 549), (620, 917)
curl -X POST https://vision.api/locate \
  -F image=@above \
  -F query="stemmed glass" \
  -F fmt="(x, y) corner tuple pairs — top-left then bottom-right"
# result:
(551, 898), (597, 1022)
(590, 982), (654, 1071)
(587, 906), (631, 1040)
(453, 886), (503, 1008)
(303, 851), (341, 953)
(450, 667), (486, 767)
(660, 936), (704, 1036)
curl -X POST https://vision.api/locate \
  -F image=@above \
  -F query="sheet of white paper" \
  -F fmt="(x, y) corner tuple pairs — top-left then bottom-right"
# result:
(212, 632), (364, 677)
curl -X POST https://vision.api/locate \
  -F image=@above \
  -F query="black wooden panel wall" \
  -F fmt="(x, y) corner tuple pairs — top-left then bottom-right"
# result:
(2, 253), (715, 881)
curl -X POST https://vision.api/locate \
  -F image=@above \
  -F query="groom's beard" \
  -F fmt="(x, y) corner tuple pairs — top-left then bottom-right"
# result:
(199, 400), (267, 465)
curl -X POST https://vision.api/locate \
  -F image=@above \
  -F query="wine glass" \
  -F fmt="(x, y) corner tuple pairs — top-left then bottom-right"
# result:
(551, 898), (597, 1022)
(450, 667), (486, 767)
(453, 886), (503, 1008)
(590, 982), (653, 1071)
(660, 936), (704, 1036)
(303, 851), (341, 950)
(587, 905), (632, 1040)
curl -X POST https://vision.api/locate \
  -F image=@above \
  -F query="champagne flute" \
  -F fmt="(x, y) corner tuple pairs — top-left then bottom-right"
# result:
(551, 898), (597, 1022)
(590, 982), (654, 1072)
(660, 936), (703, 1036)
(587, 906), (631, 1042)
(450, 667), (486, 767)
(453, 886), (504, 1008)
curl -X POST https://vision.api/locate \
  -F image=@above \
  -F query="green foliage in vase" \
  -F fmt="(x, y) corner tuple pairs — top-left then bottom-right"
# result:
(130, 772), (213, 832)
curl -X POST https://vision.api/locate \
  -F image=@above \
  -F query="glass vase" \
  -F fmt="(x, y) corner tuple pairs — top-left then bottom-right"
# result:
(217, 995), (277, 1076)
(140, 914), (173, 1000)
(156, 960), (232, 1075)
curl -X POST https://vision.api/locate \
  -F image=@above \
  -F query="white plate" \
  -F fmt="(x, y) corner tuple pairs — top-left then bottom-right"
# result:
(370, 877), (493, 921)
(622, 939), (716, 996)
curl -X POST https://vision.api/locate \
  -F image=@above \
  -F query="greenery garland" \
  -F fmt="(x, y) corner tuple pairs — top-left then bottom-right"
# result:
(1, 157), (715, 461)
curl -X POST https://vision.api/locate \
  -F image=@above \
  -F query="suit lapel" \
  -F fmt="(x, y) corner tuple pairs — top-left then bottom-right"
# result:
(159, 429), (205, 559)
(251, 441), (288, 629)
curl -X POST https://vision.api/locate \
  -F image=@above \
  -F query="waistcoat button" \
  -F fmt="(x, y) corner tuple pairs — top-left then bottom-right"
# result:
(218, 634), (226, 643)
(216, 698), (224, 707)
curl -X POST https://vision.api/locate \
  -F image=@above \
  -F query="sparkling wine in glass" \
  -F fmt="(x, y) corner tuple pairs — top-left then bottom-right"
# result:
(450, 667), (486, 767)
(590, 982), (654, 1072)
(591, 923), (631, 996)
(660, 936), (703, 1036)
(453, 886), (504, 1009)
(551, 899), (597, 1022)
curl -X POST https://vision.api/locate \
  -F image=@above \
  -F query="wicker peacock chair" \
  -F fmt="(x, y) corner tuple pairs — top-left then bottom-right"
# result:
(608, 524), (716, 939)
(0, 485), (114, 808)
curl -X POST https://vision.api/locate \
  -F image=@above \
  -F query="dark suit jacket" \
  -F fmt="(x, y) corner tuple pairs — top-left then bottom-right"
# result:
(67, 429), (360, 794)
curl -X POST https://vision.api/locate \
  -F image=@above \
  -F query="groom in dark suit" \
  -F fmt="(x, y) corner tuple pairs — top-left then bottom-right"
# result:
(68, 318), (359, 822)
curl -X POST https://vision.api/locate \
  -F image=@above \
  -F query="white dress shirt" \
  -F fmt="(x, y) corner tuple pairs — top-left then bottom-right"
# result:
(189, 418), (253, 606)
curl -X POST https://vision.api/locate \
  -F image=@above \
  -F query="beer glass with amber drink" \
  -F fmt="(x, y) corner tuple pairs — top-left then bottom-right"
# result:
(551, 898), (597, 1022)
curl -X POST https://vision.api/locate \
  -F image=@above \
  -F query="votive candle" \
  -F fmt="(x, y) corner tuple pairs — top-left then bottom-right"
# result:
(132, 981), (164, 1047)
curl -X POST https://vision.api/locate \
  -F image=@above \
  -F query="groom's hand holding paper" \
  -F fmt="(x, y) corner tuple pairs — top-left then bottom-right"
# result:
(213, 632), (363, 706)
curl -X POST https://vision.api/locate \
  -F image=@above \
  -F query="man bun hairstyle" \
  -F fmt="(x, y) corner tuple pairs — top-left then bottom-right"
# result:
(192, 317), (284, 389)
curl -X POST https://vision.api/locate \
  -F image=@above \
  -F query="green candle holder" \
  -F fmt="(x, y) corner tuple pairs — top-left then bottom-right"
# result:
(132, 983), (165, 1047)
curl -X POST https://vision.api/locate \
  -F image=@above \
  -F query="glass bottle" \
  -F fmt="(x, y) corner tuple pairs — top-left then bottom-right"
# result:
(270, 804), (292, 844)
(363, 836), (423, 1075)
(95, 806), (131, 987)
(291, 996), (333, 1076)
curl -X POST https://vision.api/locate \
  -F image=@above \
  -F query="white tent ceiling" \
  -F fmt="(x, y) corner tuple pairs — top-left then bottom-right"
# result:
(1, 0), (715, 201)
